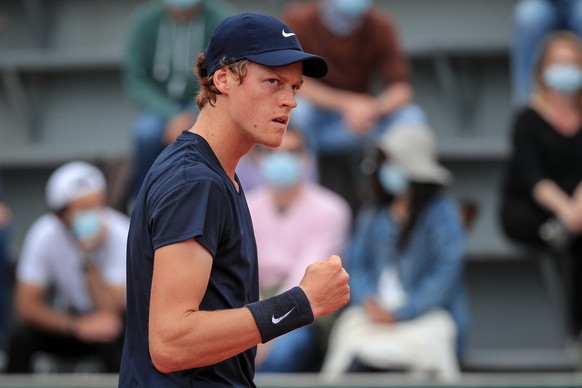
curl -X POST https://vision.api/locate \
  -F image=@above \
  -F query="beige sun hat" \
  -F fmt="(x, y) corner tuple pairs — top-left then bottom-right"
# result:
(377, 123), (451, 185)
(45, 161), (107, 211)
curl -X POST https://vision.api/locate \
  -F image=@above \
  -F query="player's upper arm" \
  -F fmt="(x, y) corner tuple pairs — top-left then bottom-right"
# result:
(148, 239), (212, 365)
(149, 238), (213, 340)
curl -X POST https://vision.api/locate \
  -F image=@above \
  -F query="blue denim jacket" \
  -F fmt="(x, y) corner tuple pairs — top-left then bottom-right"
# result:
(347, 195), (470, 356)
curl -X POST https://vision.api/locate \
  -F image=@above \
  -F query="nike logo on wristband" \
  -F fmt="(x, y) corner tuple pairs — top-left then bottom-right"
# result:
(271, 307), (295, 324)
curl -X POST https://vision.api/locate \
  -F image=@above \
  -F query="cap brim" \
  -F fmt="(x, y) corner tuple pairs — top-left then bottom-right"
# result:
(247, 50), (328, 78)
(404, 162), (452, 186)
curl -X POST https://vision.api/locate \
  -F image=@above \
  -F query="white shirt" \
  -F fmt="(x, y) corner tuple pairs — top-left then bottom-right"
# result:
(377, 265), (407, 311)
(17, 208), (129, 313)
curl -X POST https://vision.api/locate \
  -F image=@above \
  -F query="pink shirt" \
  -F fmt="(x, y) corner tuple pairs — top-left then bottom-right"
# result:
(246, 183), (351, 295)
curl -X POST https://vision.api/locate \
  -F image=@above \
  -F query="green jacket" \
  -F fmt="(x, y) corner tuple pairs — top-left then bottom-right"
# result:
(124, 0), (234, 118)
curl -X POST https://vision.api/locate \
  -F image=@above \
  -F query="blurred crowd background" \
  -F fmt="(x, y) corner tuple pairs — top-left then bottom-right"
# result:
(1, 0), (582, 385)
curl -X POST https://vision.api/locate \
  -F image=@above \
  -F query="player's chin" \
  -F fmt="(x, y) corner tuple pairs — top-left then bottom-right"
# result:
(261, 130), (286, 148)
(260, 138), (284, 149)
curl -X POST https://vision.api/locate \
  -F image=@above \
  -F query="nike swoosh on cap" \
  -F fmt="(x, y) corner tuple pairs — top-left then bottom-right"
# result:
(271, 307), (295, 324)
(282, 29), (296, 38)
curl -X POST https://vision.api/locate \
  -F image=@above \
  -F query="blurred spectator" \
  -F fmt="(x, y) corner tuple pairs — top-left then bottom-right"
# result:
(0, 174), (10, 356)
(5, 162), (129, 373)
(124, 0), (234, 203)
(512, 0), (582, 106)
(247, 128), (351, 373)
(237, 143), (319, 193)
(236, 148), (266, 193)
(282, 0), (425, 215)
(501, 31), (582, 339)
(320, 123), (469, 382)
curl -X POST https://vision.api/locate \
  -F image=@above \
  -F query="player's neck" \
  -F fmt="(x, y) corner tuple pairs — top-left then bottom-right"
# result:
(190, 110), (252, 182)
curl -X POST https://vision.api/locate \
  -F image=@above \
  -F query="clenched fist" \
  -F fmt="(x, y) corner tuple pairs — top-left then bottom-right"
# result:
(299, 255), (350, 318)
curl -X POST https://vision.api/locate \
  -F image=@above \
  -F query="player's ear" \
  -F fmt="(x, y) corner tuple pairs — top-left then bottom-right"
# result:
(213, 67), (229, 94)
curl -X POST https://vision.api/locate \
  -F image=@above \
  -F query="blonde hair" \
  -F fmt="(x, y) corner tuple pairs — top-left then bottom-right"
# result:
(195, 53), (249, 109)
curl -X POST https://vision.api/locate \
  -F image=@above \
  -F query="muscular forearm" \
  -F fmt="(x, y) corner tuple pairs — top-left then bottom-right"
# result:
(149, 242), (348, 374)
(149, 307), (261, 373)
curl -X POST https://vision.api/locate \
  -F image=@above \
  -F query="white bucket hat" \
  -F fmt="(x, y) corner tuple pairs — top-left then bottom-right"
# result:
(45, 161), (107, 211)
(378, 123), (451, 185)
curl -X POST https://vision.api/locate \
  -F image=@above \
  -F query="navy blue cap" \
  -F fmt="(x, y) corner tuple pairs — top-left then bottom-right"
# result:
(203, 13), (328, 78)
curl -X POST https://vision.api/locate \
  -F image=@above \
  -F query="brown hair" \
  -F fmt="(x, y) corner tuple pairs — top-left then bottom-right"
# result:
(532, 30), (582, 106)
(195, 53), (250, 109)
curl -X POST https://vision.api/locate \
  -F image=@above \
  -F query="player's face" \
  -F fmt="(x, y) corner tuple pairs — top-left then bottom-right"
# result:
(227, 61), (303, 148)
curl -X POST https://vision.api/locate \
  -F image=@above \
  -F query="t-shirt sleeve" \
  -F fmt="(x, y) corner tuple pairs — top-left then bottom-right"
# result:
(17, 222), (51, 286)
(149, 180), (228, 258)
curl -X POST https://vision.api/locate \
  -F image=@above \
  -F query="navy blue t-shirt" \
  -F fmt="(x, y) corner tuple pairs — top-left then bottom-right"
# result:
(119, 131), (259, 387)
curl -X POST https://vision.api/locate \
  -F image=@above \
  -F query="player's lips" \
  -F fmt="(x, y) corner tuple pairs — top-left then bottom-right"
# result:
(273, 116), (288, 126)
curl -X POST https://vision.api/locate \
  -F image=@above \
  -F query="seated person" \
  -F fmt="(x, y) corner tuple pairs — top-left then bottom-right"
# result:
(282, 0), (425, 214)
(512, 0), (582, 105)
(5, 161), (129, 373)
(124, 0), (234, 201)
(321, 123), (469, 382)
(246, 128), (351, 373)
(501, 31), (582, 339)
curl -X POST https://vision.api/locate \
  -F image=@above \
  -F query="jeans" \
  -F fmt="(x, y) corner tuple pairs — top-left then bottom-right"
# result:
(256, 325), (321, 373)
(512, 0), (582, 105)
(131, 111), (168, 199)
(293, 99), (426, 153)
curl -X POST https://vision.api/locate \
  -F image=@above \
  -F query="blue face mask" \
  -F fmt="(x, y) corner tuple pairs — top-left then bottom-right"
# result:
(260, 152), (303, 190)
(322, 0), (372, 36)
(378, 163), (409, 196)
(163, 0), (200, 10)
(70, 210), (103, 243)
(333, 0), (373, 15)
(542, 63), (582, 95)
